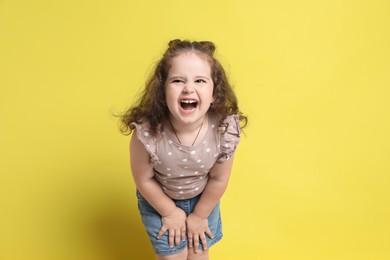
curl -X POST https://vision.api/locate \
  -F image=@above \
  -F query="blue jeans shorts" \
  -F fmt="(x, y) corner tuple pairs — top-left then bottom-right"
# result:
(136, 190), (223, 256)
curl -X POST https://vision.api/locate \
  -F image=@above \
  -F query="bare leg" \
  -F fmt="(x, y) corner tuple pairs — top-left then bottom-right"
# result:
(187, 248), (209, 260)
(156, 247), (188, 260)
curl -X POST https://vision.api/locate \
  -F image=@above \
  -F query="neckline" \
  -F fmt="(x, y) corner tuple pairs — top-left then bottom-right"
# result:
(169, 117), (204, 146)
(164, 116), (212, 149)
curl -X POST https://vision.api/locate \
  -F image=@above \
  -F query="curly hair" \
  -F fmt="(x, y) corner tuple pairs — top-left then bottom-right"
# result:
(119, 39), (247, 135)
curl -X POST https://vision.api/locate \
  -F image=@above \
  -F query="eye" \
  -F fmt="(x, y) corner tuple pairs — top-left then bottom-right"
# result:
(172, 79), (184, 83)
(195, 79), (206, 83)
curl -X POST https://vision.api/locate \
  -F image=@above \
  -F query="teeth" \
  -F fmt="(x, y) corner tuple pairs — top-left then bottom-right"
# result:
(181, 100), (197, 104)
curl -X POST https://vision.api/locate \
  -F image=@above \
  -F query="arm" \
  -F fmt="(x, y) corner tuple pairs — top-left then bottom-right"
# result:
(130, 131), (186, 246)
(186, 156), (235, 252)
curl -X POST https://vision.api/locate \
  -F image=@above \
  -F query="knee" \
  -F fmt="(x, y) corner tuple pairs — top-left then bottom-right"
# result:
(187, 249), (209, 260)
(156, 248), (188, 260)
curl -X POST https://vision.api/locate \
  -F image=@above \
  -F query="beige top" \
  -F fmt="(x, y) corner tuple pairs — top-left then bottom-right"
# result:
(133, 114), (241, 200)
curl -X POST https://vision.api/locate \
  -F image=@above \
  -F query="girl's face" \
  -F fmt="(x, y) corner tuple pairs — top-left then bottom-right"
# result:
(165, 51), (214, 126)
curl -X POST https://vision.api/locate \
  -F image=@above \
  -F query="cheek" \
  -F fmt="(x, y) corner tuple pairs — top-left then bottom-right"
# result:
(164, 86), (172, 98)
(209, 85), (215, 101)
(165, 87), (178, 106)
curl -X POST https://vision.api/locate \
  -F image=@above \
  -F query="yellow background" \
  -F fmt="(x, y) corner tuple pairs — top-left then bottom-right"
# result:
(1, 0), (389, 259)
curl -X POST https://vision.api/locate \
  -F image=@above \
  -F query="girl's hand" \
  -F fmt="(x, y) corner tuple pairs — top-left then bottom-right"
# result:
(186, 213), (213, 253)
(157, 207), (187, 247)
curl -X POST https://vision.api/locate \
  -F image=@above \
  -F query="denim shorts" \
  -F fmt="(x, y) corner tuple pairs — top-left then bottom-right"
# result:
(136, 190), (223, 256)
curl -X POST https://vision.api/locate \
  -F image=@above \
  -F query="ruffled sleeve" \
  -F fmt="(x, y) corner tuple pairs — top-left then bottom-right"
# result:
(132, 122), (159, 164)
(217, 114), (241, 163)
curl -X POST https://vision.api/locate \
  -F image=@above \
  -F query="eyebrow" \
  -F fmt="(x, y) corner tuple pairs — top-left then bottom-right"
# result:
(195, 75), (211, 79)
(167, 75), (211, 80)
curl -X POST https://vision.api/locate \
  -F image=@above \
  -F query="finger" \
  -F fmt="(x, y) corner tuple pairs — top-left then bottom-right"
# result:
(193, 235), (199, 253)
(181, 228), (186, 242)
(157, 225), (168, 240)
(200, 234), (208, 250)
(175, 230), (181, 246)
(205, 227), (214, 239)
(188, 234), (193, 248)
(168, 229), (175, 248)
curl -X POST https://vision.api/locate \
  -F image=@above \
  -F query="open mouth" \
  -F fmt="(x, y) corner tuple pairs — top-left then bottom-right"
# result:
(180, 99), (198, 110)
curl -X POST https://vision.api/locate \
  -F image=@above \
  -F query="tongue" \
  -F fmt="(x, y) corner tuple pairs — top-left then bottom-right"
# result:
(181, 102), (197, 110)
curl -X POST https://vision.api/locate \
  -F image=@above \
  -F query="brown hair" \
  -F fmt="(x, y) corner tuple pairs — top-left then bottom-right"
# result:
(119, 39), (247, 135)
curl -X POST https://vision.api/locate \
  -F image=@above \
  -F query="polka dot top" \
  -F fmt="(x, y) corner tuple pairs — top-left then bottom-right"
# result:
(132, 114), (241, 200)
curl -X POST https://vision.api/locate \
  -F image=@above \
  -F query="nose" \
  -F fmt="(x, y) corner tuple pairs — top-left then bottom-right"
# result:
(183, 83), (194, 93)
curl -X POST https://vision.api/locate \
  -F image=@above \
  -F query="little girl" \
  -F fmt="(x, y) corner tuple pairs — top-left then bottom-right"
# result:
(119, 39), (247, 260)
